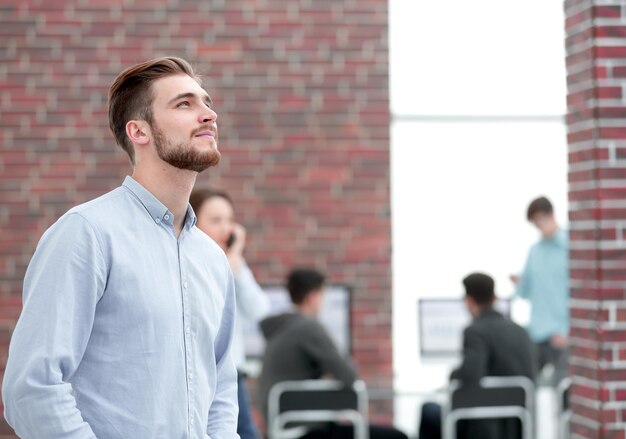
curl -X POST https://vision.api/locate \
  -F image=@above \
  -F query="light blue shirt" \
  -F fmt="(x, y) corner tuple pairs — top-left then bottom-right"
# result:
(516, 228), (569, 343)
(2, 177), (239, 439)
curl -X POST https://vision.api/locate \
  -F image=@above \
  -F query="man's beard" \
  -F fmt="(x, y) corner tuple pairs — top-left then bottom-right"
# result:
(153, 125), (220, 173)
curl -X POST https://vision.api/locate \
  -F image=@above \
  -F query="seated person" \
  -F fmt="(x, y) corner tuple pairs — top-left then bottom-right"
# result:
(418, 272), (537, 439)
(258, 267), (407, 439)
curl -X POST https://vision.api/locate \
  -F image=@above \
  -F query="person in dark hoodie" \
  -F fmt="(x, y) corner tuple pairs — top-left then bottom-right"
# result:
(259, 267), (408, 439)
(418, 272), (537, 439)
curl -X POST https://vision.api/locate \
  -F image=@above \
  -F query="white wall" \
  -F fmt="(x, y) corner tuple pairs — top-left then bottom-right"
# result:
(389, 1), (567, 436)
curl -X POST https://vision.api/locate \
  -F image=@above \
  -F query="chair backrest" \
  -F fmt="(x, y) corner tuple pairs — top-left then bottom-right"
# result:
(556, 377), (571, 439)
(443, 376), (535, 439)
(267, 379), (369, 439)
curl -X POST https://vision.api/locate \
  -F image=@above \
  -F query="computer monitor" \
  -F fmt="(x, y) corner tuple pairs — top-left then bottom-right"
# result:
(417, 298), (511, 356)
(243, 284), (352, 358)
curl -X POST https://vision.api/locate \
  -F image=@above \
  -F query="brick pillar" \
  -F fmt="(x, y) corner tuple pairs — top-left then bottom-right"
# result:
(0, 1), (391, 434)
(566, 1), (626, 438)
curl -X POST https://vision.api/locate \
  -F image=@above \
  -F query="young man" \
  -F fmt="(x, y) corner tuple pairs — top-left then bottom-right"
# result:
(259, 268), (407, 439)
(418, 273), (537, 439)
(2, 57), (239, 438)
(512, 196), (569, 383)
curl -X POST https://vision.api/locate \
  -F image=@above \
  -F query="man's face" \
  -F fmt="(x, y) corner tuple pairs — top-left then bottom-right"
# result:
(149, 74), (220, 172)
(531, 212), (557, 238)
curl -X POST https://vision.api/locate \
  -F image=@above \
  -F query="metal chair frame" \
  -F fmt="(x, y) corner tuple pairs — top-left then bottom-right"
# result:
(442, 376), (535, 439)
(267, 379), (369, 439)
(556, 377), (571, 439)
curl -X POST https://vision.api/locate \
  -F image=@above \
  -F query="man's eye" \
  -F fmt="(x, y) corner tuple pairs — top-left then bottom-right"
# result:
(176, 101), (190, 108)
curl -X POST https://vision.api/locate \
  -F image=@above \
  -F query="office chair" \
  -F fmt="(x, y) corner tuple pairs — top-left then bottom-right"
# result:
(267, 379), (369, 439)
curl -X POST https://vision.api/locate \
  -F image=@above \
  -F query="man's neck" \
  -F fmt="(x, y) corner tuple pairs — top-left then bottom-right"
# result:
(473, 306), (495, 318)
(132, 164), (197, 236)
(542, 225), (560, 239)
(295, 304), (317, 319)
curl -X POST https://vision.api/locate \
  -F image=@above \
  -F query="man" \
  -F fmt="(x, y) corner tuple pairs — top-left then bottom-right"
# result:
(259, 268), (407, 439)
(418, 273), (536, 439)
(2, 57), (239, 438)
(512, 196), (569, 384)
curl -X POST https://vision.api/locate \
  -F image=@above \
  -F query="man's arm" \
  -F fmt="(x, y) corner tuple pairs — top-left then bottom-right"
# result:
(206, 264), (240, 439)
(450, 326), (488, 385)
(305, 322), (358, 386)
(2, 213), (105, 438)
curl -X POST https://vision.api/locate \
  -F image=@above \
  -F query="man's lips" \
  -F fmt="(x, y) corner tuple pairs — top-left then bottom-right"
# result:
(194, 130), (214, 138)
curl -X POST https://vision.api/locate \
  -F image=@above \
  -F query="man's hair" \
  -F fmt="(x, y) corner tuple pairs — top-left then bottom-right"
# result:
(189, 187), (232, 215)
(286, 268), (326, 305)
(108, 56), (201, 165)
(462, 272), (496, 306)
(526, 196), (553, 221)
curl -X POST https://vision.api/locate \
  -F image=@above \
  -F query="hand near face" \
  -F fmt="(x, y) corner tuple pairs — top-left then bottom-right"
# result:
(228, 224), (246, 254)
(226, 223), (246, 276)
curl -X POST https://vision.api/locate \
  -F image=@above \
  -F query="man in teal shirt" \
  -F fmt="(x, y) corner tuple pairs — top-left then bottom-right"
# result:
(512, 196), (569, 385)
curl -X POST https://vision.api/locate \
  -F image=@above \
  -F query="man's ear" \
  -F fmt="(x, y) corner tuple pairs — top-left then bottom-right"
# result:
(125, 120), (150, 146)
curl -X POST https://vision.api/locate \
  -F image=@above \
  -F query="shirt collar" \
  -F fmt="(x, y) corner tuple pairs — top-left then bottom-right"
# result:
(121, 176), (173, 227)
(122, 176), (197, 230)
(184, 204), (197, 229)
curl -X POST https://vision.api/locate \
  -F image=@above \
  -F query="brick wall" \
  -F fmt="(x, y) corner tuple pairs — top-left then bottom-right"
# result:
(0, 0), (390, 435)
(566, 1), (626, 438)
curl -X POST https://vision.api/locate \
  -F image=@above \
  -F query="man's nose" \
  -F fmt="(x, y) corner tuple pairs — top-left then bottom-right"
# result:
(199, 107), (217, 123)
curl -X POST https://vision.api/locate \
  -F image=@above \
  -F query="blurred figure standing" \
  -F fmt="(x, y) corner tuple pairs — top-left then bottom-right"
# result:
(511, 196), (569, 384)
(191, 188), (270, 439)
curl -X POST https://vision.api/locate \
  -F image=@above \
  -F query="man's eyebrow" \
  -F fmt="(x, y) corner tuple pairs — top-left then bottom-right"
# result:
(168, 92), (213, 106)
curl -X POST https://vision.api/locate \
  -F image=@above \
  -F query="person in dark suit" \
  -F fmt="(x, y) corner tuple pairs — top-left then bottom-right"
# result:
(418, 272), (537, 439)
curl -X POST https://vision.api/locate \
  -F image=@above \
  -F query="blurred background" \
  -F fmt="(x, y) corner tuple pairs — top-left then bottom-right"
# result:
(390, 1), (567, 434)
(1, 0), (625, 438)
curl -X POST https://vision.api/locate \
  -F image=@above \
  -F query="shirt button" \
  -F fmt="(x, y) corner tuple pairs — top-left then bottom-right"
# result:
(189, 373), (193, 379)
(164, 214), (170, 220)
(183, 281), (188, 289)
(154, 218), (160, 224)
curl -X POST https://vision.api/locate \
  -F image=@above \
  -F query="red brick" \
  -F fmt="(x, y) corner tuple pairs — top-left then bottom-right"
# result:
(567, 0), (626, 423)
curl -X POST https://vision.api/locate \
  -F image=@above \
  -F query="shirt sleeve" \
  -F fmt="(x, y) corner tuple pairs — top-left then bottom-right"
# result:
(234, 261), (270, 322)
(305, 322), (358, 387)
(450, 326), (488, 385)
(515, 249), (533, 300)
(206, 260), (240, 439)
(2, 213), (105, 438)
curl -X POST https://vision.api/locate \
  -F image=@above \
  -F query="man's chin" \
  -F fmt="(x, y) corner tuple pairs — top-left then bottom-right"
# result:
(166, 152), (221, 173)
(187, 154), (221, 173)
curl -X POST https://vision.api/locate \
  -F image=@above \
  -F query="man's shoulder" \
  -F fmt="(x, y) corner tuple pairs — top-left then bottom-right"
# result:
(470, 311), (515, 332)
(40, 186), (129, 237)
(66, 185), (129, 220)
(300, 315), (327, 331)
(274, 314), (324, 339)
